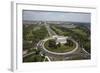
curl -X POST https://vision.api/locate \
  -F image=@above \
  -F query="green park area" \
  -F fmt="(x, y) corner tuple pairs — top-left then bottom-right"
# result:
(44, 39), (76, 53)
(23, 48), (48, 62)
(50, 24), (90, 53)
(23, 24), (49, 62)
(23, 24), (48, 50)
(23, 22), (90, 62)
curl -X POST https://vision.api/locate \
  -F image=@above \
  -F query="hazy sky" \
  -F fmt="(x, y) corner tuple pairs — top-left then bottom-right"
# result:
(23, 10), (91, 23)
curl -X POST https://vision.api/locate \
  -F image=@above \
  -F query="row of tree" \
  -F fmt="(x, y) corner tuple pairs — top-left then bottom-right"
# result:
(23, 24), (48, 50)
(50, 24), (90, 53)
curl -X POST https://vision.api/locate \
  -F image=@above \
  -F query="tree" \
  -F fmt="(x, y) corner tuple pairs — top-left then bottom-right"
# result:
(43, 52), (46, 56)
(42, 53), (46, 59)
(57, 42), (61, 47)
(33, 56), (38, 62)
(48, 39), (57, 48)
(35, 49), (41, 55)
(23, 41), (32, 50)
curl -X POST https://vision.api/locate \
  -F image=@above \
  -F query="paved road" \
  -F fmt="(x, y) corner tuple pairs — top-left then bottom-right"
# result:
(44, 22), (57, 36)
(39, 23), (90, 60)
(23, 51), (36, 58)
(41, 37), (79, 55)
(24, 23), (90, 61)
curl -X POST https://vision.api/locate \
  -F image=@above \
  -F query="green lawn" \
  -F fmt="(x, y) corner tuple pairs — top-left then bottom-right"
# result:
(71, 28), (87, 36)
(51, 25), (64, 35)
(50, 24), (90, 53)
(44, 39), (76, 53)
(51, 25), (71, 36)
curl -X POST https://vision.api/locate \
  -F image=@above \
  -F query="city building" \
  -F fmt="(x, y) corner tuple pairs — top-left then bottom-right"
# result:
(54, 36), (68, 45)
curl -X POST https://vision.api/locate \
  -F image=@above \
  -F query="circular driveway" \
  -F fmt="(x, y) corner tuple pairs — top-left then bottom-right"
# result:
(41, 37), (79, 55)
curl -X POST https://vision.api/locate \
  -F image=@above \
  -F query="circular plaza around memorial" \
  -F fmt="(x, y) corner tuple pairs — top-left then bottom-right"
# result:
(42, 35), (79, 55)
